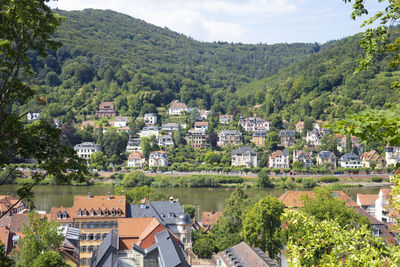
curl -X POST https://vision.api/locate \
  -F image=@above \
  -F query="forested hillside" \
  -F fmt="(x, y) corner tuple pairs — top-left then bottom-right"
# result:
(236, 32), (400, 124)
(23, 9), (318, 120)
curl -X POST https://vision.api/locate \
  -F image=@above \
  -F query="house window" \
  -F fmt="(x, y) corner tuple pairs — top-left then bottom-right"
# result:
(81, 234), (87, 240)
(97, 210), (102, 216)
(95, 233), (101, 240)
(83, 210), (87, 216)
(104, 210), (109, 216)
(81, 246), (87, 252)
(183, 238), (187, 244)
(89, 234), (94, 240)
(90, 210), (94, 216)
(111, 210), (115, 215)
(88, 245), (94, 252)
(57, 212), (61, 219)
(62, 212), (67, 219)
(75, 222), (80, 228)
(102, 233), (107, 240)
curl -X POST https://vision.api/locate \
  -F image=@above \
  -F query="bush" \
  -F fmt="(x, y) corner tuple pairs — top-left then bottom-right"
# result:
(319, 176), (339, 183)
(371, 177), (383, 183)
(121, 171), (154, 187)
(193, 238), (216, 258)
(302, 178), (317, 188)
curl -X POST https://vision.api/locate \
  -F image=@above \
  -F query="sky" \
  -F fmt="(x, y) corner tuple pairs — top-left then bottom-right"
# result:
(49, 0), (385, 44)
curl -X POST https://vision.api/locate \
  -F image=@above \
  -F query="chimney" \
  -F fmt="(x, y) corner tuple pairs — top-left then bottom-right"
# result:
(169, 196), (174, 203)
(88, 192), (92, 199)
(107, 192), (111, 200)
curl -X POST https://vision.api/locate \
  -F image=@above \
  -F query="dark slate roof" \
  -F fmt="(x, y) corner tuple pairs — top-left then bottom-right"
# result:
(232, 146), (257, 155)
(282, 149), (289, 156)
(129, 200), (190, 234)
(90, 230), (118, 267)
(219, 241), (277, 266)
(278, 130), (295, 137)
(145, 230), (189, 267)
(340, 153), (360, 161)
(252, 130), (268, 137)
(318, 151), (334, 159)
(219, 130), (241, 136)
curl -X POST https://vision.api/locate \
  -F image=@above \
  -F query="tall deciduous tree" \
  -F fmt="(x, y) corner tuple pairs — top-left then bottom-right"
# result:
(13, 212), (68, 267)
(241, 195), (284, 259)
(0, 0), (86, 218)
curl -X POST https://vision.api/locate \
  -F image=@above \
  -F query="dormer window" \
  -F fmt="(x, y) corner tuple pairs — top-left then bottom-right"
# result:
(62, 212), (68, 219)
(57, 212), (61, 219)
(90, 209), (94, 216)
(77, 209), (82, 216)
(82, 209), (87, 216)
(111, 208), (115, 216)
(169, 212), (174, 218)
(97, 209), (102, 216)
(104, 209), (109, 216)
(117, 209), (122, 215)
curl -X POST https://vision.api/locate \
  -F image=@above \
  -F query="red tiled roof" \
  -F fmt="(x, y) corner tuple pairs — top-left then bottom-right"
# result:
(50, 207), (75, 222)
(170, 100), (187, 109)
(357, 194), (378, 206)
(270, 150), (285, 159)
(279, 190), (358, 208)
(0, 227), (9, 249)
(194, 121), (209, 127)
(99, 102), (114, 110)
(380, 188), (392, 198)
(129, 151), (144, 159)
(202, 211), (222, 226)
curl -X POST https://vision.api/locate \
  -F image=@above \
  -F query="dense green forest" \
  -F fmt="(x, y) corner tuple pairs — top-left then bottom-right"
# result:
(22, 9), (318, 121)
(236, 33), (400, 124)
(20, 9), (400, 124)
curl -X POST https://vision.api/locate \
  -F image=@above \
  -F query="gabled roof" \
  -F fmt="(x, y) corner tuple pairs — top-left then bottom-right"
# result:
(279, 130), (295, 137)
(219, 130), (241, 136)
(360, 150), (382, 161)
(202, 211), (222, 226)
(279, 190), (358, 208)
(270, 149), (289, 159)
(170, 100), (188, 109)
(128, 151), (145, 160)
(50, 207), (75, 222)
(318, 151), (335, 159)
(252, 130), (268, 137)
(340, 153), (360, 161)
(99, 102), (114, 110)
(194, 121), (209, 127)
(295, 121), (304, 128)
(357, 194), (378, 206)
(218, 241), (277, 267)
(219, 114), (233, 119)
(145, 229), (189, 267)
(232, 146), (257, 155)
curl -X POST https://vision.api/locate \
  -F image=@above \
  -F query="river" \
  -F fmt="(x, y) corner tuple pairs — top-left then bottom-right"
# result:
(0, 185), (386, 219)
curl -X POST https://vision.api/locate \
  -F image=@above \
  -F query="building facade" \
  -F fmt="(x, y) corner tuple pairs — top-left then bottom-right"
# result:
(96, 102), (116, 117)
(293, 150), (313, 168)
(168, 100), (188, 115)
(279, 130), (295, 148)
(269, 149), (290, 169)
(231, 146), (258, 167)
(251, 130), (268, 147)
(316, 151), (336, 169)
(185, 130), (208, 149)
(149, 151), (168, 167)
(144, 113), (157, 126)
(339, 153), (362, 168)
(113, 116), (129, 127)
(74, 142), (102, 164)
(219, 114), (233, 124)
(239, 116), (270, 132)
(217, 130), (242, 147)
(127, 151), (145, 168)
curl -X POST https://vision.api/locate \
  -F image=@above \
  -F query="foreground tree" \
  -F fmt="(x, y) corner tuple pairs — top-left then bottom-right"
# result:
(0, 0), (86, 218)
(282, 209), (400, 266)
(241, 195), (284, 259)
(13, 212), (68, 267)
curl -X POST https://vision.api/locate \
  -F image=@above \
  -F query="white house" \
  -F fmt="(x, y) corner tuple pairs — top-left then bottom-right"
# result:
(127, 151), (145, 168)
(375, 189), (396, 223)
(161, 123), (180, 134)
(168, 100), (188, 116)
(27, 112), (41, 122)
(73, 142), (102, 164)
(139, 126), (160, 138)
(239, 116), (270, 132)
(339, 153), (362, 168)
(149, 151), (169, 167)
(199, 109), (212, 120)
(269, 149), (290, 169)
(157, 135), (174, 147)
(219, 115), (233, 125)
(144, 113), (157, 126)
(113, 116), (129, 127)
(231, 146), (258, 167)
(357, 193), (379, 217)
(194, 121), (209, 133)
(126, 138), (141, 153)
(385, 145), (400, 166)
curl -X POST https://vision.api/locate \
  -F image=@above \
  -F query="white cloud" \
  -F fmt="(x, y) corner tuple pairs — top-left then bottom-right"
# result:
(53, 0), (303, 42)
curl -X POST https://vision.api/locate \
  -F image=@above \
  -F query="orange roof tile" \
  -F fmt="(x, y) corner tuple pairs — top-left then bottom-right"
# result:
(202, 211), (222, 226)
(73, 195), (126, 217)
(0, 226), (9, 248)
(194, 121), (209, 127)
(279, 190), (358, 208)
(357, 194), (379, 206)
(380, 188), (392, 198)
(50, 207), (75, 222)
(129, 151), (144, 159)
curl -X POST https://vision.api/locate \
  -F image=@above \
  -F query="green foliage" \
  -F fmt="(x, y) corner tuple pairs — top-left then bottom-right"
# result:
(152, 175), (244, 188)
(282, 209), (400, 266)
(0, 243), (13, 266)
(257, 168), (273, 188)
(241, 195), (284, 259)
(101, 131), (129, 163)
(301, 178), (317, 188)
(115, 185), (167, 204)
(371, 177), (383, 183)
(264, 131), (281, 151)
(89, 151), (107, 170)
(184, 205), (196, 219)
(14, 212), (67, 267)
(121, 171), (154, 187)
(192, 237), (216, 259)
(318, 176), (339, 183)
(301, 188), (370, 229)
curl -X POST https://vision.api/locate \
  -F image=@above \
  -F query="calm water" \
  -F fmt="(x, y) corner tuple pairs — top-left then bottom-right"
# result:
(0, 185), (384, 219)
